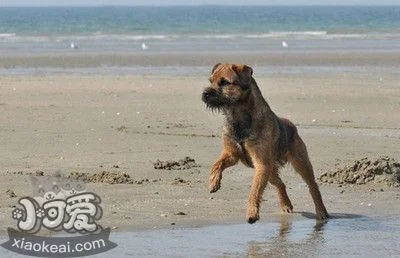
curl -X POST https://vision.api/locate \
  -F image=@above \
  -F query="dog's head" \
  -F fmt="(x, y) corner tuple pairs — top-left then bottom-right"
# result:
(202, 63), (253, 111)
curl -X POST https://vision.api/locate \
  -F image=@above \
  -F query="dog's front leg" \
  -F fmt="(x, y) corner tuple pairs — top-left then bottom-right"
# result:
(209, 135), (240, 193)
(209, 152), (238, 193)
(246, 163), (271, 224)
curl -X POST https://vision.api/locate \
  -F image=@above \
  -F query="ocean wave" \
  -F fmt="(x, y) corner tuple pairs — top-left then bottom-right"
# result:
(0, 33), (16, 39)
(189, 34), (240, 39)
(1, 32), (400, 42)
(184, 31), (400, 40)
(53, 34), (176, 42)
(0, 34), (177, 42)
(245, 31), (328, 38)
(188, 31), (330, 39)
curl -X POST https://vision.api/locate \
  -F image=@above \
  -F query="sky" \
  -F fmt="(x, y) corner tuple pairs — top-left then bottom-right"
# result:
(0, 0), (399, 6)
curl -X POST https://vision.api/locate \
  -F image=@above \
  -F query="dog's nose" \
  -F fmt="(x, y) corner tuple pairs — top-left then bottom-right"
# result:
(202, 89), (216, 101)
(202, 92), (211, 99)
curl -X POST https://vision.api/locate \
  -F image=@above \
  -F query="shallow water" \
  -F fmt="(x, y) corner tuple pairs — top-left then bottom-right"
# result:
(1, 213), (399, 257)
(99, 213), (400, 257)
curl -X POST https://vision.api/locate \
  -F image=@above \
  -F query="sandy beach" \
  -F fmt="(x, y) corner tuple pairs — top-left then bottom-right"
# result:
(1, 67), (399, 233)
(2, 51), (400, 68)
(1, 5), (400, 257)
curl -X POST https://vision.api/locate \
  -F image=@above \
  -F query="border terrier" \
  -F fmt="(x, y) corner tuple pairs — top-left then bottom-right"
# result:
(202, 63), (329, 224)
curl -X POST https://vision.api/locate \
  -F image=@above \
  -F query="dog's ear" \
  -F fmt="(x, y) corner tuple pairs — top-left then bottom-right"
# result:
(232, 64), (253, 85)
(211, 63), (222, 74)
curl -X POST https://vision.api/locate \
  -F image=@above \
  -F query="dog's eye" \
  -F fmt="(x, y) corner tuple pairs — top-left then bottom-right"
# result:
(219, 78), (230, 86)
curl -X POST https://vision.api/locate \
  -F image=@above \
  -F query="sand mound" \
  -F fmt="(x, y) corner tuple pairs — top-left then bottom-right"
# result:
(320, 156), (400, 187)
(171, 177), (190, 185)
(67, 171), (158, 184)
(6, 170), (45, 176)
(68, 171), (134, 184)
(153, 156), (200, 170)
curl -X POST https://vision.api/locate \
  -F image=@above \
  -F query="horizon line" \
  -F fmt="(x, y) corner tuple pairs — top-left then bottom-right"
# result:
(0, 4), (399, 7)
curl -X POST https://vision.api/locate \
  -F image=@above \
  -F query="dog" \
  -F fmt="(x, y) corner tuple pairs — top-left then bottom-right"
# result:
(202, 63), (329, 224)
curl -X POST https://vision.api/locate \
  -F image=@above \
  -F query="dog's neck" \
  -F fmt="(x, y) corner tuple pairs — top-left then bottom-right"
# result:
(248, 78), (273, 113)
(223, 78), (276, 142)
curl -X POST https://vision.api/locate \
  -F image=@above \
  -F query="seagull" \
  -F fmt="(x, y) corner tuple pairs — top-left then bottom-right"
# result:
(282, 41), (288, 48)
(70, 42), (78, 49)
(141, 42), (148, 50)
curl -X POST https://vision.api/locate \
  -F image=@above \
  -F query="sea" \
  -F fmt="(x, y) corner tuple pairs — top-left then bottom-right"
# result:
(0, 6), (399, 74)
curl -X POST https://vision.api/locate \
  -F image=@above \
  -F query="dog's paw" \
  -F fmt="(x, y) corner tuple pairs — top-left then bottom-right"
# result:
(281, 200), (293, 213)
(208, 182), (220, 193)
(246, 206), (259, 224)
(281, 204), (293, 213)
(208, 173), (221, 193)
(316, 211), (329, 220)
(247, 216), (259, 224)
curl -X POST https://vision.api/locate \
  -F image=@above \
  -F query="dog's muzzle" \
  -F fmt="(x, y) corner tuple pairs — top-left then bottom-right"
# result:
(202, 88), (223, 108)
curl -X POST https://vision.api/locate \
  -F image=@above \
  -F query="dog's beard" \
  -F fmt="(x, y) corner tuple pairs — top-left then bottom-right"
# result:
(204, 97), (240, 113)
(204, 96), (231, 113)
(202, 95), (226, 112)
(205, 102), (224, 113)
(203, 92), (242, 113)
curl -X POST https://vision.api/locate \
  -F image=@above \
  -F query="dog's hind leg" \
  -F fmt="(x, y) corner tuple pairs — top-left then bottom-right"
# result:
(209, 136), (239, 193)
(288, 133), (329, 220)
(269, 173), (293, 213)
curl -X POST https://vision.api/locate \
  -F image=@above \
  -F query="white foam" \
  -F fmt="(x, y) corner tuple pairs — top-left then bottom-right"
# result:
(6, 34), (175, 43)
(189, 31), (330, 40)
(189, 34), (238, 39)
(246, 31), (328, 38)
(1, 31), (400, 44)
(0, 33), (16, 39)
(187, 31), (400, 40)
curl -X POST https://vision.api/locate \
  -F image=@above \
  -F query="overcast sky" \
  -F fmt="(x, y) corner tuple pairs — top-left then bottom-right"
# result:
(0, 0), (399, 6)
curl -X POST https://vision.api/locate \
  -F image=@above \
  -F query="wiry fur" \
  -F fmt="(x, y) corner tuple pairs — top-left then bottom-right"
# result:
(202, 63), (329, 223)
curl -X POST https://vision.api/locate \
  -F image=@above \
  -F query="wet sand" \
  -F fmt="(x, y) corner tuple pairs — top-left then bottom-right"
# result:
(0, 69), (399, 256)
(1, 51), (400, 69)
(99, 215), (400, 257)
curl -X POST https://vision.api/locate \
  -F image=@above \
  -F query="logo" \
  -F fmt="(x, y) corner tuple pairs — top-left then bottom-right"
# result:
(1, 174), (117, 257)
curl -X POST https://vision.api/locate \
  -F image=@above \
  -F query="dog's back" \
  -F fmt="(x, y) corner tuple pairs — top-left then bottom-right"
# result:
(249, 79), (298, 165)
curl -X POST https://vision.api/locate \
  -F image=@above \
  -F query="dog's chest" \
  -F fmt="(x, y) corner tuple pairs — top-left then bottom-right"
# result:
(225, 112), (252, 143)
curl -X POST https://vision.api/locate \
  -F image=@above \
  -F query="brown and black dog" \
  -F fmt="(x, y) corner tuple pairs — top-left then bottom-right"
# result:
(202, 63), (329, 224)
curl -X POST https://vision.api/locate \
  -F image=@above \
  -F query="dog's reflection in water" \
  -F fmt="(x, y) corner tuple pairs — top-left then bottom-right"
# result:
(246, 215), (327, 258)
